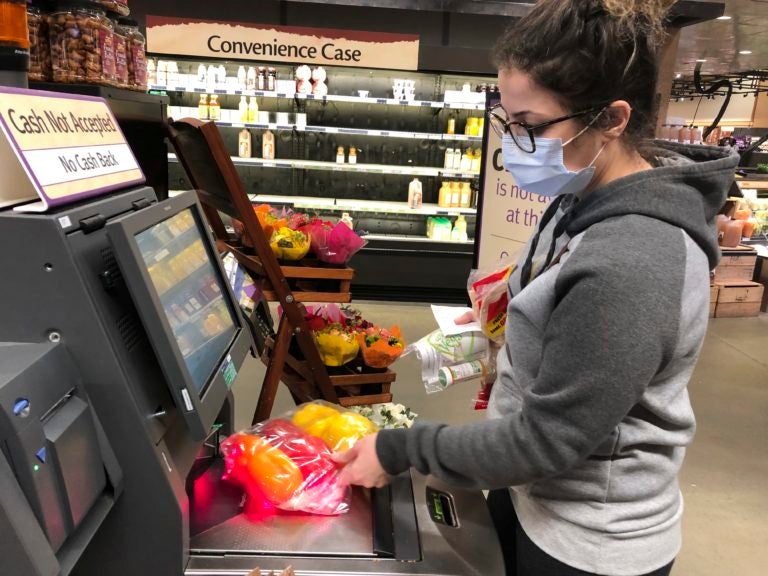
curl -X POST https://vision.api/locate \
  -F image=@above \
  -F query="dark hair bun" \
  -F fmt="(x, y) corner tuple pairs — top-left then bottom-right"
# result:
(602, 0), (676, 47)
(492, 0), (676, 142)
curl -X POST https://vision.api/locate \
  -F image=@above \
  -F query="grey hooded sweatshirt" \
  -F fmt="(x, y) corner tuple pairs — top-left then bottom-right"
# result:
(377, 143), (739, 575)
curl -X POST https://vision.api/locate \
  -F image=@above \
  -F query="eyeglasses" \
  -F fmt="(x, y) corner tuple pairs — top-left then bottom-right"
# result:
(488, 103), (608, 153)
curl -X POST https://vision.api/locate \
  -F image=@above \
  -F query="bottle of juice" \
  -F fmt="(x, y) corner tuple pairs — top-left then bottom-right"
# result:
(248, 96), (258, 122)
(262, 129), (275, 159)
(450, 182), (461, 208)
(208, 95), (220, 121)
(198, 94), (208, 120)
(451, 214), (468, 242)
(438, 182), (450, 207)
(238, 130), (252, 158)
(238, 96), (248, 122)
(460, 182), (472, 208)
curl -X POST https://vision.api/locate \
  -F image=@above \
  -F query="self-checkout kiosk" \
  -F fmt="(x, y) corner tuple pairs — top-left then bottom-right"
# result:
(0, 88), (502, 576)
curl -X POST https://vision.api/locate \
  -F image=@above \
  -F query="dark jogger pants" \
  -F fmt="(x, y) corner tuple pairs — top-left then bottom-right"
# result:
(486, 489), (675, 576)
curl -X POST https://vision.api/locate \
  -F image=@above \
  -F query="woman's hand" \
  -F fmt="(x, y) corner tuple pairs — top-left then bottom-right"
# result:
(332, 433), (391, 489)
(454, 310), (476, 325)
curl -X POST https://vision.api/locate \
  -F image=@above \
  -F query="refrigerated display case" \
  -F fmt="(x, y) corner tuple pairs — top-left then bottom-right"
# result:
(153, 59), (493, 299)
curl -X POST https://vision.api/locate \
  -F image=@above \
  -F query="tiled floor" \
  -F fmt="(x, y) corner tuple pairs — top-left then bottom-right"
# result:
(231, 303), (768, 576)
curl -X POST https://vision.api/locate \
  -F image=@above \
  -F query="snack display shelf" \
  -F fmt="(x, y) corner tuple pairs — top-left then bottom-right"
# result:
(151, 83), (485, 111)
(168, 153), (479, 180)
(247, 194), (477, 216)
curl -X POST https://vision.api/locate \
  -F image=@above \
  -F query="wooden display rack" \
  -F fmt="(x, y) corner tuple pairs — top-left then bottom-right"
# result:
(166, 118), (395, 423)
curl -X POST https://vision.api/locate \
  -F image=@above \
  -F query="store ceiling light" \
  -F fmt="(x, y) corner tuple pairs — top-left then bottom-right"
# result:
(739, 50), (753, 55)
(716, 15), (732, 20)
(696, 59), (707, 63)
(675, 73), (682, 79)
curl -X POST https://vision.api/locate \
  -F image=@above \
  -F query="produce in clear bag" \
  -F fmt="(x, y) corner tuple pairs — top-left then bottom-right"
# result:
(220, 418), (350, 516)
(467, 251), (522, 342)
(291, 401), (378, 452)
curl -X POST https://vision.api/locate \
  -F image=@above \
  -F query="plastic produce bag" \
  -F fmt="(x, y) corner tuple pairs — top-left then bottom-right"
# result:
(467, 251), (521, 342)
(356, 326), (405, 368)
(291, 401), (378, 452)
(221, 418), (350, 516)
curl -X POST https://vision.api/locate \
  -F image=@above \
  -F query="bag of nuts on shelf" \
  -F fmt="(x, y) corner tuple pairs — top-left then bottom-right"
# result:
(113, 32), (128, 87)
(48, 1), (117, 86)
(95, 0), (129, 17)
(116, 17), (146, 91)
(110, 22), (128, 88)
(27, 0), (52, 81)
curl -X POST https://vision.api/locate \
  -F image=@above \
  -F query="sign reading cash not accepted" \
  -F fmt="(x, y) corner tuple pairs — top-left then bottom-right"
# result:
(146, 16), (420, 71)
(0, 88), (144, 212)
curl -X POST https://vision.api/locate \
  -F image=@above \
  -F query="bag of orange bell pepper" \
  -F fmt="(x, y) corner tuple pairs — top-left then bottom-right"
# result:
(221, 418), (350, 516)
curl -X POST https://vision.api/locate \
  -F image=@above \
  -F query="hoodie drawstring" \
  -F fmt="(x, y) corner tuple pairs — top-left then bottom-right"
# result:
(519, 194), (567, 290)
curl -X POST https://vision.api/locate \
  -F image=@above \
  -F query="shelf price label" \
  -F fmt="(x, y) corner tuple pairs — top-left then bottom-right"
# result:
(0, 87), (145, 212)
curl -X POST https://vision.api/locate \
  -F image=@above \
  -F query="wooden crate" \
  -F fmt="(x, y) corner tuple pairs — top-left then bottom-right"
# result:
(709, 284), (719, 318)
(224, 242), (354, 303)
(714, 246), (757, 283)
(714, 281), (765, 318)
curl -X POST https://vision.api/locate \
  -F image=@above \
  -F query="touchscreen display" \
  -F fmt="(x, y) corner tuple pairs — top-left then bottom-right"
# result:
(136, 209), (237, 394)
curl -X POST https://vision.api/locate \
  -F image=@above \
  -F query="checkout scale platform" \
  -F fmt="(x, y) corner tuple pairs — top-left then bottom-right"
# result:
(0, 187), (503, 576)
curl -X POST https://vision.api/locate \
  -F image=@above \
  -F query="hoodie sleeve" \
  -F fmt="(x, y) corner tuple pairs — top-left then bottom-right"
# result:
(376, 217), (685, 489)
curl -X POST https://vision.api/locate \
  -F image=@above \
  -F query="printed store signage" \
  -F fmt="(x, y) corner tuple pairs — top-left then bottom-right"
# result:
(0, 87), (144, 212)
(146, 16), (420, 71)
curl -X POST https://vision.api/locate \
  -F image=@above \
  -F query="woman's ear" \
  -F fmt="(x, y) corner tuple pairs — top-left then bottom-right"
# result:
(601, 100), (632, 139)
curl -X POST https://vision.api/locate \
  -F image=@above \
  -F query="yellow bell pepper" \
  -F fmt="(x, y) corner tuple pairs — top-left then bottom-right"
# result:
(321, 412), (378, 452)
(292, 403), (378, 451)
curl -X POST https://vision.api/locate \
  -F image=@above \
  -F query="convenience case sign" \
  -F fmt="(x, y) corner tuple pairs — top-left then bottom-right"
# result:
(146, 16), (420, 71)
(0, 88), (144, 212)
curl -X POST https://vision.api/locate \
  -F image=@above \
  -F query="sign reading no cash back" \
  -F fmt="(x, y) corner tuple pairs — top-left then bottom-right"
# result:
(0, 88), (145, 212)
(146, 16), (420, 71)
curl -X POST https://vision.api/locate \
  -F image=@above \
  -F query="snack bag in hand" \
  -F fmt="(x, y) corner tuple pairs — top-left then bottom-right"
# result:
(467, 251), (521, 342)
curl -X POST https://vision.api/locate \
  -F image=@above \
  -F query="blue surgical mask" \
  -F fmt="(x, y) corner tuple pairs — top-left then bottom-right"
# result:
(502, 128), (607, 198)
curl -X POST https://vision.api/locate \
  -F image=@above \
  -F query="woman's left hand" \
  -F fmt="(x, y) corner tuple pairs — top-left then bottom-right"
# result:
(332, 433), (391, 488)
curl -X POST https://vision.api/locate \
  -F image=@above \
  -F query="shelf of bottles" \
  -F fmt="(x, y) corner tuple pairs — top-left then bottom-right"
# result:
(150, 83), (486, 111)
(246, 194), (477, 216)
(168, 152), (479, 180)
